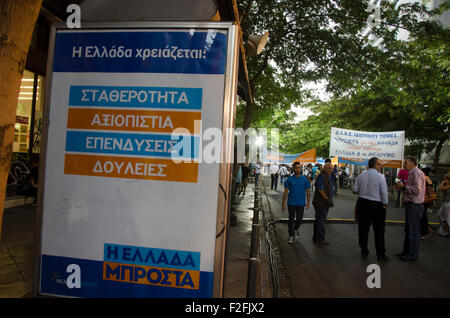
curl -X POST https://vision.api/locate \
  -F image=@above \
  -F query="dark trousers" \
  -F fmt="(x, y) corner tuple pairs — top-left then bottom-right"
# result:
(288, 206), (305, 237)
(421, 204), (434, 236)
(357, 198), (386, 257)
(402, 202), (424, 259)
(313, 206), (329, 241)
(396, 190), (402, 207)
(271, 174), (279, 190)
(331, 179), (338, 194)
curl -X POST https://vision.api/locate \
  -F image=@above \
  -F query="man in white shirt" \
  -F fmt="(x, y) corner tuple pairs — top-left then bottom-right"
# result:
(270, 164), (280, 190)
(353, 157), (389, 261)
(279, 165), (289, 186)
(253, 162), (261, 185)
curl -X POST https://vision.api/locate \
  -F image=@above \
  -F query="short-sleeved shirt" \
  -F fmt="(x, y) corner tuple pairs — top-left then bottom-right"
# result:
(315, 174), (332, 198)
(284, 175), (311, 206)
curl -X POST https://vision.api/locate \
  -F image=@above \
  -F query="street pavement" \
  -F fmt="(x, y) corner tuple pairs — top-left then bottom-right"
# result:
(262, 175), (450, 298)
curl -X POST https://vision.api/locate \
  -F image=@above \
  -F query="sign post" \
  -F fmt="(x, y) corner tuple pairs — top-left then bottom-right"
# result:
(35, 22), (238, 298)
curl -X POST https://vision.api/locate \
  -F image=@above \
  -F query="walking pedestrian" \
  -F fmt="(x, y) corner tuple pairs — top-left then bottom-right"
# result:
(238, 163), (250, 195)
(306, 164), (313, 186)
(384, 170), (391, 193)
(279, 164), (289, 186)
(395, 167), (409, 207)
(437, 173), (450, 236)
(421, 169), (437, 239)
(331, 165), (338, 195)
(234, 164), (242, 200)
(270, 164), (280, 190)
(282, 162), (311, 244)
(253, 162), (261, 185)
(395, 156), (426, 261)
(353, 157), (389, 261)
(312, 162), (334, 245)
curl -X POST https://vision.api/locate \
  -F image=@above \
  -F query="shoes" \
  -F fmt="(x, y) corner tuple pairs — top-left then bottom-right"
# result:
(400, 255), (418, 261)
(288, 236), (295, 244)
(314, 240), (329, 245)
(377, 255), (389, 261)
(295, 230), (299, 238)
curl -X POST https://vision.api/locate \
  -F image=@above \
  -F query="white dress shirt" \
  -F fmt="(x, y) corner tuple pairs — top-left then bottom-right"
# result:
(270, 165), (280, 174)
(353, 168), (388, 205)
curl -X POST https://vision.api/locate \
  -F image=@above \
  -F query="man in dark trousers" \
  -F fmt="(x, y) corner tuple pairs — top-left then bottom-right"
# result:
(353, 157), (389, 261)
(395, 156), (426, 261)
(312, 162), (333, 245)
(282, 162), (311, 244)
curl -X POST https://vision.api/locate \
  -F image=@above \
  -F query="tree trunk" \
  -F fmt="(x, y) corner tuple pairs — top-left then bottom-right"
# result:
(0, 0), (43, 238)
(433, 136), (447, 183)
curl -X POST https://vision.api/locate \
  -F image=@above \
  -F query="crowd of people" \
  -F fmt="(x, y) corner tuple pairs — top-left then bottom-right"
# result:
(235, 157), (450, 262)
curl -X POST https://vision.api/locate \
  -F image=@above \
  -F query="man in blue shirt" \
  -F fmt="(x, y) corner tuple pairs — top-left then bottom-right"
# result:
(282, 162), (311, 244)
(353, 157), (389, 261)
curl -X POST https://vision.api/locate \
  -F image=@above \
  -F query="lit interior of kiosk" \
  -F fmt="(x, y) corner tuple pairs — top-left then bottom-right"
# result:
(14, 70), (44, 154)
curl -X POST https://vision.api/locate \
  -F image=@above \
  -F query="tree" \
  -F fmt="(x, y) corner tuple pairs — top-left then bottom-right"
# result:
(0, 0), (43, 238)
(305, 27), (449, 176)
(236, 0), (438, 131)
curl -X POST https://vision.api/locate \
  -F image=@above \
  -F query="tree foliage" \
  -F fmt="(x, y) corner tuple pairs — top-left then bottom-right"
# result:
(236, 0), (441, 132)
(284, 25), (449, 167)
(237, 0), (448, 168)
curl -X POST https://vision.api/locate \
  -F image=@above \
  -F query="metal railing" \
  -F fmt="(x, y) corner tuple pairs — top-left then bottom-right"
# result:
(247, 184), (261, 298)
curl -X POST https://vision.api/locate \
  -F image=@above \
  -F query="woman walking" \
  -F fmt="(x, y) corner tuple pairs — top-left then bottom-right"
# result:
(437, 173), (450, 237)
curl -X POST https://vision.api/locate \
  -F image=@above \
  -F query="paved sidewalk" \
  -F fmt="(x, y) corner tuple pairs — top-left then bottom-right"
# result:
(0, 205), (35, 298)
(223, 184), (272, 298)
(0, 183), (269, 298)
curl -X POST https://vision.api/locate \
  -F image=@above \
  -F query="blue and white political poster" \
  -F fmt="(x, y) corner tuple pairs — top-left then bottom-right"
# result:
(39, 26), (235, 298)
(329, 127), (405, 168)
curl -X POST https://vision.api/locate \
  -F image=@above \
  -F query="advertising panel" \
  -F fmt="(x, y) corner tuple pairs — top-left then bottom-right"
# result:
(38, 24), (236, 298)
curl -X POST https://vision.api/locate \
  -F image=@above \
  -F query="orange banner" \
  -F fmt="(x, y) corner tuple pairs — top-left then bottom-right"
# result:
(67, 108), (201, 133)
(64, 154), (198, 183)
(292, 148), (316, 164)
(380, 160), (403, 168)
